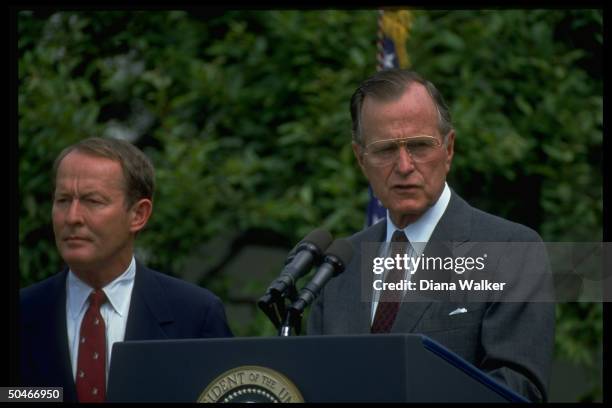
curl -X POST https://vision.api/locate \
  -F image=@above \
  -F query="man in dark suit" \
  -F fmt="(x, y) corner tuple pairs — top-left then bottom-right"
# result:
(20, 137), (232, 402)
(308, 69), (554, 402)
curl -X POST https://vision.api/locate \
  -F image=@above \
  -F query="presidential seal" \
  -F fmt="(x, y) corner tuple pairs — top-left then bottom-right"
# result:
(197, 365), (304, 403)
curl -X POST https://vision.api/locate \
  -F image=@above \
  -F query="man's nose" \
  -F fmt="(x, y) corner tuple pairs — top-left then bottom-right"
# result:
(395, 146), (415, 173)
(66, 200), (84, 224)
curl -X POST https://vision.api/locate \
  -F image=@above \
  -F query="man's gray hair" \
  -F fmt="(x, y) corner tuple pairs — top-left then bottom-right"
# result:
(350, 69), (453, 145)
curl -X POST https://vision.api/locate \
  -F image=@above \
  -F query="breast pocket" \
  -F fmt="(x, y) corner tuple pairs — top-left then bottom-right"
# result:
(418, 303), (487, 333)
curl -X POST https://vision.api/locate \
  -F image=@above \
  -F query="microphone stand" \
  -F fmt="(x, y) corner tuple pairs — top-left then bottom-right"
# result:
(278, 305), (302, 337)
(277, 239), (353, 336)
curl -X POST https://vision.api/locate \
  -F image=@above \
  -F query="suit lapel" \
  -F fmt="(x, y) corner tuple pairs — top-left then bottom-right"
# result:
(124, 263), (175, 341)
(428, 190), (471, 245)
(28, 271), (77, 400)
(352, 221), (386, 333)
(55, 273), (77, 401)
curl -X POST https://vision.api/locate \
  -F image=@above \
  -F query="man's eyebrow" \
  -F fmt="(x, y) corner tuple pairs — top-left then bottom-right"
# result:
(53, 188), (71, 196)
(53, 190), (106, 198)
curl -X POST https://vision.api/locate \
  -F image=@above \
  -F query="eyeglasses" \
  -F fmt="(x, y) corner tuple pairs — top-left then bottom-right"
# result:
(361, 135), (445, 167)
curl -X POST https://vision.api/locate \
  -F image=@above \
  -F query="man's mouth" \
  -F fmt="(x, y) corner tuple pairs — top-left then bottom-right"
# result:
(64, 236), (90, 242)
(392, 184), (420, 191)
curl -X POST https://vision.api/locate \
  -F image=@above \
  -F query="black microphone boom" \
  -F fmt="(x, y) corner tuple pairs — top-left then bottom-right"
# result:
(258, 228), (333, 328)
(290, 238), (354, 316)
(266, 228), (333, 299)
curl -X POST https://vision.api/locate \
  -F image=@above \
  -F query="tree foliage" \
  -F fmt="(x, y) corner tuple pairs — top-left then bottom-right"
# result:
(18, 9), (602, 401)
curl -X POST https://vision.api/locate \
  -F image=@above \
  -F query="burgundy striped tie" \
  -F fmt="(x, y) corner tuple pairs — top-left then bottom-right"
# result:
(76, 290), (107, 402)
(371, 230), (409, 333)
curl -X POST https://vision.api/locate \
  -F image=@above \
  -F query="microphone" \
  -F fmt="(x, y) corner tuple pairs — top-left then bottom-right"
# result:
(289, 238), (353, 315)
(258, 228), (333, 328)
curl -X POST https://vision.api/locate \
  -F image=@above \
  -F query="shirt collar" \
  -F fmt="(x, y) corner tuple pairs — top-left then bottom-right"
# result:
(385, 182), (451, 253)
(67, 256), (136, 319)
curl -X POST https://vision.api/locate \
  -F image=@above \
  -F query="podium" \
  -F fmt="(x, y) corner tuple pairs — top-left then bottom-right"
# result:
(107, 334), (528, 402)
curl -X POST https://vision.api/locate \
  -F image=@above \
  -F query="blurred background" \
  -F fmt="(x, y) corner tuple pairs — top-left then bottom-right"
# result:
(17, 9), (602, 401)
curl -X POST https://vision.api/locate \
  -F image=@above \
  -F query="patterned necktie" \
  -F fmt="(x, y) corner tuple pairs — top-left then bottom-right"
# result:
(371, 230), (409, 333)
(76, 290), (107, 402)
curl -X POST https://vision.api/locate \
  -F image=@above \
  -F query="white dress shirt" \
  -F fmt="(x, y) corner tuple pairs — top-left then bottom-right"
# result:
(66, 256), (136, 383)
(370, 182), (451, 323)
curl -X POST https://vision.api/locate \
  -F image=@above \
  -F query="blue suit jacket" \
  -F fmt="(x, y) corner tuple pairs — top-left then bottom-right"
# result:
(20, 261), (233, 402)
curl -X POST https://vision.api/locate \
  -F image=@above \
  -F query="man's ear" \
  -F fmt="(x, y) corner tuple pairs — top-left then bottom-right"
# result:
(444, 130), (455, 172)
(129, 198), (153, 234)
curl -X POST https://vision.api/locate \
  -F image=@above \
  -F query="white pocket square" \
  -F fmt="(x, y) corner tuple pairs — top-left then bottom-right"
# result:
(449, 307), (467, 316)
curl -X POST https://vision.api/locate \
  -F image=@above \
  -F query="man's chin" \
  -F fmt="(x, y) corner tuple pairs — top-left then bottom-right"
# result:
(390, 199), (427, 214)
(61, 252), (95, 269)
(388, 203), (428, 224)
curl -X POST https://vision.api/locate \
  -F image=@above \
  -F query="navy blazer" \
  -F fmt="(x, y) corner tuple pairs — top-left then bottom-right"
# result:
(308, 191), (555, 402)
(20, 261), (233, 402)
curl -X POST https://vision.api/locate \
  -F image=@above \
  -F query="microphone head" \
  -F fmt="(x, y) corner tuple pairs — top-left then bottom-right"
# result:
(324, 238), (353, 275)
(302, 228), (333, 252)
(286, 228), (333, 264)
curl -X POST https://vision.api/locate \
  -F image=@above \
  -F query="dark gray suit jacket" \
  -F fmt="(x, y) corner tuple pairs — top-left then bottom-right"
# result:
(20, 261), (233, 402)
(308, 191), (555, 402)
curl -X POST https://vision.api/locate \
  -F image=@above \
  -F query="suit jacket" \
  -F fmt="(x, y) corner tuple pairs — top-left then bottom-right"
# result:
(20, 261), (233, 402)
(308, 191), (555, 402)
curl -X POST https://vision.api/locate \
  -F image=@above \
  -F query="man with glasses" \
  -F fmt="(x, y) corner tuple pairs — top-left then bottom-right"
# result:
(308, 69), (554, 402)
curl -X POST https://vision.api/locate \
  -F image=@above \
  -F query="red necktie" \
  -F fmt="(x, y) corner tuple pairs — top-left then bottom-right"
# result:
(371, 230), (409, 333)
(76, 290), (107, 402)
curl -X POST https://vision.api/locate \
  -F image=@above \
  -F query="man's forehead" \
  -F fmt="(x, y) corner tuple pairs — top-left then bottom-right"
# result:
(57, 151), (122, 175)
(54, 177), (124, 194)
(55, 152), (125, 189)
(362, 86), (439, 133)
